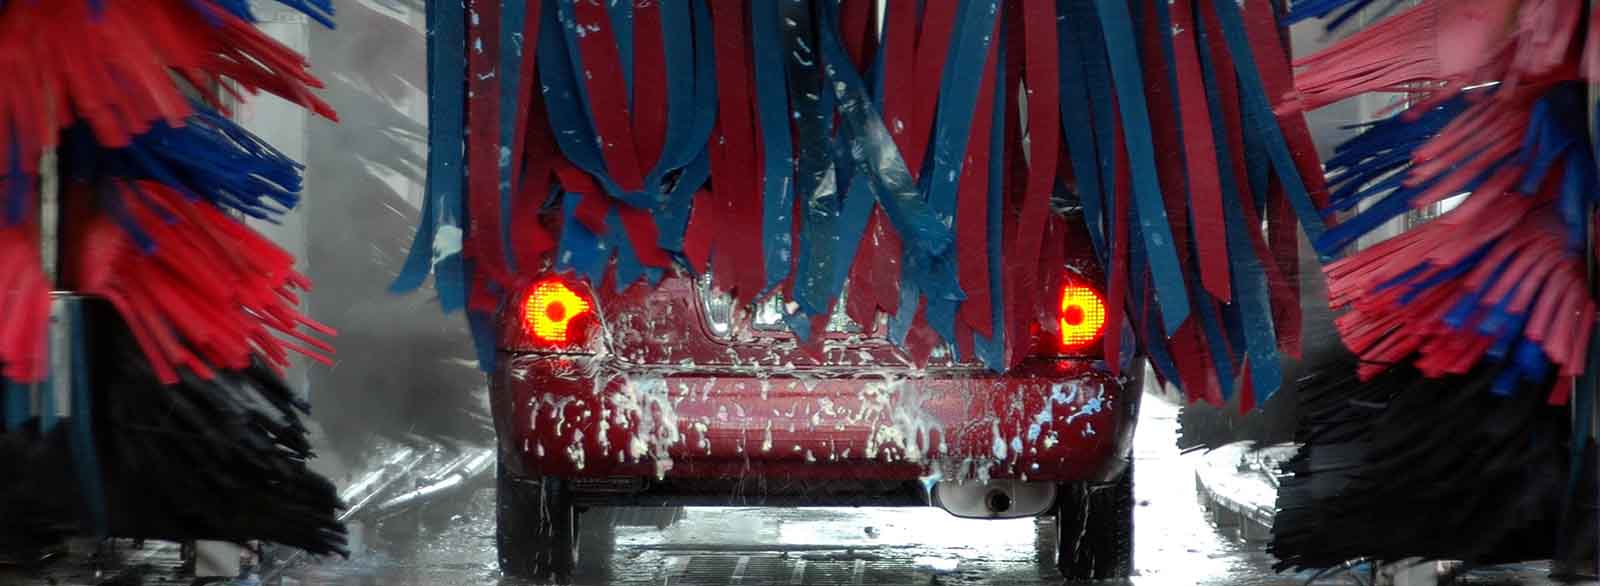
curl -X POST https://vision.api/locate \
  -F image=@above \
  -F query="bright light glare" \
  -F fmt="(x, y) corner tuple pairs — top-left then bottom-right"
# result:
(524, 279), (591, 345)
(1059, 285), (1107, 350)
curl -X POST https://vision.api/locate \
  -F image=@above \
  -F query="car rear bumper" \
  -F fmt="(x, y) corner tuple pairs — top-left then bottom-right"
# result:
(491, 354), (1140, 485)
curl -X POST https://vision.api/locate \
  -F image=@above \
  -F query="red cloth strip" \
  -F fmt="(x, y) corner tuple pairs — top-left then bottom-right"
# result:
(1268, 177), (1302, 358)
(707, 0), (765, 301)
(905, 0), (959, 175)
(631, 2), (670, 171)
(1136, 0), (1197, 324)
(1105, 104), (1131, 377)
(1200, 4), (1253, 219)
(512, 82), (559, 267)
(956, 16), (1002, 339)
(846, 209), (902, 330)
(840, 0), (878, 68)
(1201, 2), (1295, 345)
(568, 1), (646, 191)
(620, 202), (671, 269)
(467, 0), (509, 290)
(847, 0), (919, 320)
(511, 0), (547, 193)
(562, 167), (611, 234)
(1238, 0), (1329, 207)
(1171, 0), (1231, 302)
(1003, 0), (1062, 366)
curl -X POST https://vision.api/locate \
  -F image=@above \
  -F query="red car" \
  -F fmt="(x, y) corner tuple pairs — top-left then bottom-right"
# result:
(489, 214), (1142, 581)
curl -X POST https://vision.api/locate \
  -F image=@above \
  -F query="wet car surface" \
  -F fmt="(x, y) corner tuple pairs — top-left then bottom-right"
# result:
(1, 396), (1565, 586)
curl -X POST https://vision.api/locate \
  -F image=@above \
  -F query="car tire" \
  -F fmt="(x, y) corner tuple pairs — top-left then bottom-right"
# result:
(1054, 463), (1134, 580)
(496, 463), (577, 580)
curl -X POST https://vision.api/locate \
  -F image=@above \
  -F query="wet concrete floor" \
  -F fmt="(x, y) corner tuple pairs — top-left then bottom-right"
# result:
(0, 396), (1572, 585)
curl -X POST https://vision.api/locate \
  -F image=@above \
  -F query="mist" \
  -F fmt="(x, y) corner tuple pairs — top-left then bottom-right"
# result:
(296, 0), (490, 476)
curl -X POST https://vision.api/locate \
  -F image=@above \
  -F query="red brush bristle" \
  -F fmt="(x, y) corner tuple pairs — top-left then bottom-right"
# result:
(0, 227), (50, 382)
(64, 180), (332, 385)
(0, 0), (334, 178)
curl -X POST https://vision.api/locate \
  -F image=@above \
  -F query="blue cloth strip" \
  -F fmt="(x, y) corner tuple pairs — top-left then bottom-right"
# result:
(644, 0), (716, 260)
(655, 152), (709, 255)
(816, 0), (965, 351)
(647, 0), (710, 185)
(816, 5), (954, 261)
(751, 0), (796, 294)
(498, 0), (526, 273)
(1058, 0), (1107, 261)
(785, 0), (841, 320)
(1210, 0), (1328, 259)
(1194, 5), (1279, 401)
(541, 0), (647, 209)
(604, 0), (634, 99)
(973, 11), (1008, 370)
(1093, 0), (1190, 337)
(918, 0), (999, 344)
(554, 192), (609, 287)
(393, 0), (466, 309)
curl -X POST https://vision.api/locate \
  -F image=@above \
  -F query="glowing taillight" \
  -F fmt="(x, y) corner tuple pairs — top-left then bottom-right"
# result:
(1058, 284), (1107, 351)
(523, 278), (593, 347)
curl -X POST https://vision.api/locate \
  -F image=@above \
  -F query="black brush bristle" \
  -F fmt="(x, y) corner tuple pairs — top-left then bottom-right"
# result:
(1269, 355), (1569, 571)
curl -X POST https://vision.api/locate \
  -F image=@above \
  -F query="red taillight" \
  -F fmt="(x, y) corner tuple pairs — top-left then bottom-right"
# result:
(522, 278), (595, 348)
(1058, 284), (1107, 351)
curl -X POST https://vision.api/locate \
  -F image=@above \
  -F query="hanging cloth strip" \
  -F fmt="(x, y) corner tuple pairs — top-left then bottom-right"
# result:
(1093, 0), (1190, 338)
(815, 0), (883, 339)
(970, 15), (1010, 370)
(393, 0), (467, 306)
(995, 0), (1061, 368)
(400, 0), (1353, 398)
(950, 1), (1002, 345)
(533, 0), (716, 290)
(914, 0), (1000, 348)
(500, 0), (555, 275)
(690, 0), (766, 304)
(465, 0), (508, 318)
(840, 0), (904, 332)
(784, 0), (843, 324)
(814, 0), (960, 360)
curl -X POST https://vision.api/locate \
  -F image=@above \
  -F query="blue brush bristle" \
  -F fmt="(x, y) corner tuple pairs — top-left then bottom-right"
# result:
(194, 0), (336, 28)
(59, 101), (305, 223)
(1286, 0), (1408, 29)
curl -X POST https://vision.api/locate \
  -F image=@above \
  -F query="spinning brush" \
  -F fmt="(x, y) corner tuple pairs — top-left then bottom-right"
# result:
(402, 0), (1330, 410)
(0, 0), (344, 555)
(0, 0), (334, 179)
(1284, 0), (1600, 400)
(1, 302), (346, 556)
(64, 179), (334, 386)
(1266, 0), (1600, 572)
(1269, 352), (1570, 572)
(0, 0), (339, 387)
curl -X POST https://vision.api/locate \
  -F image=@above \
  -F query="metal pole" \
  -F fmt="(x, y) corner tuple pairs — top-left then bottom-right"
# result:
(1577, 2), (1600, 573)
(1589, 26), (1600, 575)
(37, 144), (72, 431)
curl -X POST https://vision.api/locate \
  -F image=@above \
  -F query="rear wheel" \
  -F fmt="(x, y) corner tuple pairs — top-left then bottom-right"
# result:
(1054, 463), (1135, 580)
(496, 464), (577, 579)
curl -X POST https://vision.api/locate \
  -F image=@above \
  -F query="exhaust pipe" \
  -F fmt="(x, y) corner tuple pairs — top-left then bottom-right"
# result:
(984, 488), (1013, 514)
(933, 480), (1055, 519)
